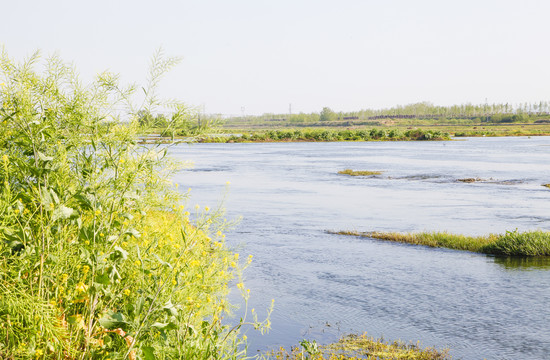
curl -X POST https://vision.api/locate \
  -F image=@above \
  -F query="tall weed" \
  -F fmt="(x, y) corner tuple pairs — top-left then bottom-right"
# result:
(0, 48), (269, 359)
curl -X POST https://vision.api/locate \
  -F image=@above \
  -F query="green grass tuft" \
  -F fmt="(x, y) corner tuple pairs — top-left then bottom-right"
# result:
(482, 230), (550, 256)
(338, 169), (383, 176)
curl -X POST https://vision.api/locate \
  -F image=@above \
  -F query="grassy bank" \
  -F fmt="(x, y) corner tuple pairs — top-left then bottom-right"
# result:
(199, 128), (450, 143)
(265, 334), (450, 360)
(332, 230), (550, 256)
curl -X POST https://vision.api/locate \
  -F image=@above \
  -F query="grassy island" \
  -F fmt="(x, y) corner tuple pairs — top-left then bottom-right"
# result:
(268, 334), (450, 360)
(332, 230), (550, 256)
(338, 169), (383, 176)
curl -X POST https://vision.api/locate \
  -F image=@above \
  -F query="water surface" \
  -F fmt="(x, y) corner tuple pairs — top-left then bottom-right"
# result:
(172, 137), (550, 360)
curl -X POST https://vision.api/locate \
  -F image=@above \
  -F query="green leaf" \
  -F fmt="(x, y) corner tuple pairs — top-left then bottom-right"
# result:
(142, 346), (156, 360)
(163, 300), (178, 317)
(37, 151), (53, 162)
(95, 272), (111, 285)
(111, 246), (128, 261)
(52, 205), (74, 221)
(151, 322), (177, 331)
(125, 228), (141, 238)
(98, 312), (127, 330)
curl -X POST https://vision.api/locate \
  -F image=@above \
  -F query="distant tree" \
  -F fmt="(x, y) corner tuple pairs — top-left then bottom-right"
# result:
(320, 107), (337, 122)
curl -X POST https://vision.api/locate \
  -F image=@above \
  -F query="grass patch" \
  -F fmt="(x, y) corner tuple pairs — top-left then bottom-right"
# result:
(483, 230), (550, 256)
(332, 230), (550, 256)
(265, 333), (450, 359)
(543, 184), (550, 188)
(338, 169), (383, 176)
(457, 177), (483, 183)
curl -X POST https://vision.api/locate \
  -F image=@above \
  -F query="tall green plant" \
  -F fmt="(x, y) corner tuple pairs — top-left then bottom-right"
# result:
(0, 48), (269, 359)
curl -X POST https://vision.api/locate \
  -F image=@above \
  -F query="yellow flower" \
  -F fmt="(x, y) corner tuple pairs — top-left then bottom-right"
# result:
(2, 154), (8, 163)
(204, 206), (210, 212)
(82, 265), (90, 274)
(226, 181), (231, 185)
(190, 260), (200, 267)
(94, 209), (101, 216)
(76, 282), (88, 293)
(236, 282), (244, 290)
(230, 261), (236, 268)
(123, 289), (131, 296)
(194, 204), (200, 210)
(134, 260), (141, 266)
(234, 253), (239, 260)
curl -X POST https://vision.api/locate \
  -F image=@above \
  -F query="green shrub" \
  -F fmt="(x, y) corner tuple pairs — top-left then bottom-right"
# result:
(0, 49), (269, 359)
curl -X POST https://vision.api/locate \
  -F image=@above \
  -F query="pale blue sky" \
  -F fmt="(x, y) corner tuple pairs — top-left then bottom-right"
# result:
(2, 0), (549, 115)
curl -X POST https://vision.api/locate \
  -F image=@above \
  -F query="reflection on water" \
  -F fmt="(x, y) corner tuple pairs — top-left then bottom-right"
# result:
(492, 255), (550, 270)
(172, 136), (550, 360)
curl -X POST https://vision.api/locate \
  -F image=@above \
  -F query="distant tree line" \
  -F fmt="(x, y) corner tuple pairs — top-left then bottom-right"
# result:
(223, 101), (550, 125)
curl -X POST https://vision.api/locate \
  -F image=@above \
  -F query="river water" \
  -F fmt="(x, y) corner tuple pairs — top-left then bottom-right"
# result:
(171, 136), (550, 360)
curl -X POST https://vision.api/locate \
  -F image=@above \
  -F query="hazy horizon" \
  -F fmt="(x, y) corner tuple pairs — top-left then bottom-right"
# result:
(2, 0), (549, 116)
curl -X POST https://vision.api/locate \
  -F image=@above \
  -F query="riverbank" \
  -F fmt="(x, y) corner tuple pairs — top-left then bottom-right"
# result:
(331, 230), (550, 256)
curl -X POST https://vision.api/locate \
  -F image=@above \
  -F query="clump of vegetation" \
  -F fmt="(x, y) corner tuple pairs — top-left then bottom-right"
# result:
(264, 334), (450, 360)
(333, 230), (550, 256)
(201, 128), (450, 143)
(0, 49), (269, 359)
(482, 230), (550, 256)
(333, 231), (496, 253)
(338, 169), (383, 176)
(457, 177), (483, 183)
(542, 184), (550, 189)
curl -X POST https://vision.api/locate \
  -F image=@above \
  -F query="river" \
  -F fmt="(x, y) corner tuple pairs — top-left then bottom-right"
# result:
(172, 136), (550, 360)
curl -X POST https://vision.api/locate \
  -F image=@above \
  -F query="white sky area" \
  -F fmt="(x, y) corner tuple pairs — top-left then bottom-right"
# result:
(2, 0), (549, 115)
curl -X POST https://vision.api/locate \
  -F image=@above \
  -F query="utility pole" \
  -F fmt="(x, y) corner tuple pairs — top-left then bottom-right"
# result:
(289, 103), (292, 121)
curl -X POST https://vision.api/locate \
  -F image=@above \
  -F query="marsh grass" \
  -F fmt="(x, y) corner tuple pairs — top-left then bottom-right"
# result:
(333, 231), (496, 253)
(483, 230), (550, 256)
(332, 230), (550, 256)
(543, 184), (550, 188)
(457, 177), (484, 183)
(338, 169), (383, 176)
(264, 333), (450, 360)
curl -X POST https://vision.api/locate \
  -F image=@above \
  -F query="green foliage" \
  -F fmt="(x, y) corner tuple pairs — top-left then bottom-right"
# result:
(264, 333), (450, 360)
(334, 230), (550, 256)
(338, 169), (382, 176)
(213, 128), (449, 143)
(482, 230), (550, 256)
(0, 48), (269, 359)
(319, 107), (337, 122)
